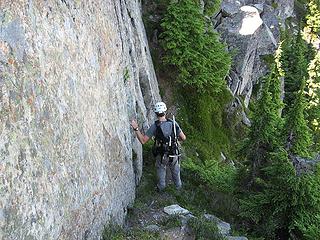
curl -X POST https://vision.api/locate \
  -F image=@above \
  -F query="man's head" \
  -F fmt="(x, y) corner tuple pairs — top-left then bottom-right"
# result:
(154, 102), (167, 117)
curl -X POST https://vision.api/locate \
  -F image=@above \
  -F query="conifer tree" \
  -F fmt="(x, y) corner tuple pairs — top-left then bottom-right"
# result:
(160, 0), (231, 92)
(239, 44), (320, 239)
(241, 46), (284, 186)
(281, 33), (312, 114)
(238, 3), (320, 238)
(284, 79), (313, 157)
(239, 149), (297, 239)
(291, 167), (320, 239)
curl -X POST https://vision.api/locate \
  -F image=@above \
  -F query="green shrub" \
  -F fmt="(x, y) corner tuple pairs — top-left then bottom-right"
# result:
(188, 216), (225, 240)
(182, 157), (236, 194)
(102, 224), (160, 240)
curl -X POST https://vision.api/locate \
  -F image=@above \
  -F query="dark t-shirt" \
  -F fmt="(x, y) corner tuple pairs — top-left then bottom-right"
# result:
(146, 120), (182, 138)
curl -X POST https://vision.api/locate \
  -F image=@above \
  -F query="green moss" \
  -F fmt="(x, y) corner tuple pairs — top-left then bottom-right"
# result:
(271, 1), (279, 9)
(177, 87), (235, 160)
(123, 67), (130, 82)
(132, 150), (138, 161)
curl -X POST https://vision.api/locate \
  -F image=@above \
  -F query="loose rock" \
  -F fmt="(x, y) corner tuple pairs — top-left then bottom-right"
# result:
(164, 205), (190, 215)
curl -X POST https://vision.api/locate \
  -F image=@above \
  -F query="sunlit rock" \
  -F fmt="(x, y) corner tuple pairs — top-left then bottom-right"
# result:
(239, 6), (263, 35)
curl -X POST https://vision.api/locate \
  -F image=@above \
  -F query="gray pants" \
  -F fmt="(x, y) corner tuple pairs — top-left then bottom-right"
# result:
(156, 154), (182, 190)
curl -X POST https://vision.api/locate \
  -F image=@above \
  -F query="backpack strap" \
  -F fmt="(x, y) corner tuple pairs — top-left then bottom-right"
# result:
(152, 119), (181, 159)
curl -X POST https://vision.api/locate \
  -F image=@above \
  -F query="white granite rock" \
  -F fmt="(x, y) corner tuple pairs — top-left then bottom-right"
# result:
(0, 1), (160, 239)
(164, 205), (190, 215)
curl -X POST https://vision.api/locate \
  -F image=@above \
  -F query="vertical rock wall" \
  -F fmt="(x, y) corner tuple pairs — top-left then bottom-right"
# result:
(0, 0), (160, 239)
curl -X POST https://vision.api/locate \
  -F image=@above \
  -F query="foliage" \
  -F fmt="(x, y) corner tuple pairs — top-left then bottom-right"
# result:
(284, 79), (313, 157)
(158, 215), (181, 230)
(178, 88), (235, 158)
(238, 44), (320, 239)
(301, 0), (320, 151)
(281, 33), (313, 113)
(239, 149), (296, 239)
(176, 87), (237, 194)
(305, 52), (320, 151)
(160, 0), (231, 92)
(239, 61), (284, 187)
(182, 157), (236, 194)
(203, 0), (222, 16)
(188, 216), (225, 240)
(302, 0), (320, 44)
(103, 224), (160, 240)
(291, 166), (320, 239)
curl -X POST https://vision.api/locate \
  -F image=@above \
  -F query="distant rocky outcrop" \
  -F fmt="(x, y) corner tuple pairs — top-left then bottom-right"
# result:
(215, 0), (295, 107)
(291, 154), (320, 175)
(0, 1), (160, 239)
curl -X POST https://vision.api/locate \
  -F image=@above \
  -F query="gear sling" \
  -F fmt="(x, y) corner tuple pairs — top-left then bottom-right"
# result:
(152, 119), (180, 162)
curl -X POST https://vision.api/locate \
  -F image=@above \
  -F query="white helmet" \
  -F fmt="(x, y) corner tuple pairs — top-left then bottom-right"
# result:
(154, 102), (167, 113)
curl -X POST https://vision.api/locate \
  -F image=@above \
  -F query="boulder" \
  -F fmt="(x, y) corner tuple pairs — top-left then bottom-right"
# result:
(164, 205), (190, 215)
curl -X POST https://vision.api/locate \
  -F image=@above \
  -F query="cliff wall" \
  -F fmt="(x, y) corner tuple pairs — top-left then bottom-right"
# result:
(0, 0), (160, 239)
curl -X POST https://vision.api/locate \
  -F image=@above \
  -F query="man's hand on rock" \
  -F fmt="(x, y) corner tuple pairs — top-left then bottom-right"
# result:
(130, 119), (138, 130)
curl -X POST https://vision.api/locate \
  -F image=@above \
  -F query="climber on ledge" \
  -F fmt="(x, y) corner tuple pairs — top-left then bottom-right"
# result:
(130, 101), (186, 191)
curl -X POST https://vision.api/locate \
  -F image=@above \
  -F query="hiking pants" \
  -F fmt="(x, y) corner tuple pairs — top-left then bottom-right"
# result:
(156, 154), (181, 190)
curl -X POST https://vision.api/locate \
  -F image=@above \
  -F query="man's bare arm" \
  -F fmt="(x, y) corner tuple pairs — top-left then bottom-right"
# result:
(178, 131), (186, 141)
(130, 119), (150, 144)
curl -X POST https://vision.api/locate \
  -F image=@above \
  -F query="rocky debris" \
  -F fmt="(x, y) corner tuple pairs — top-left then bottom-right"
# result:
(216, 0), (294, 107)
(161, 226), (194, 240)
(127, 198), (248, 240)
(161, 205), (248, 239)
(164, 204), (190, 215)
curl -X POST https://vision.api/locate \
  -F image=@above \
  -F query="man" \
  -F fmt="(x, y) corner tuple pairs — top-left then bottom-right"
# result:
(130, 102), (186, 191)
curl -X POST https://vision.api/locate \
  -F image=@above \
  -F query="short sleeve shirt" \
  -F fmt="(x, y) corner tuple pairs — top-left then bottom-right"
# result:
(146, 120), (182, 138)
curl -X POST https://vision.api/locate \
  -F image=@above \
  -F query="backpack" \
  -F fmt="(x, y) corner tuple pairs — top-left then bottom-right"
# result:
(152, 119), (180, 157)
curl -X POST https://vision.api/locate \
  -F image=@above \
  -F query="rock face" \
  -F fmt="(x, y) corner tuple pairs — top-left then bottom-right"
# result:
(216, 0), (294, 107)
(0, 1), (160, 239)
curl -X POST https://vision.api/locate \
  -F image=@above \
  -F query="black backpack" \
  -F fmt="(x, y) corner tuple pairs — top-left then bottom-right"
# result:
(152, 119), (180, 157)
